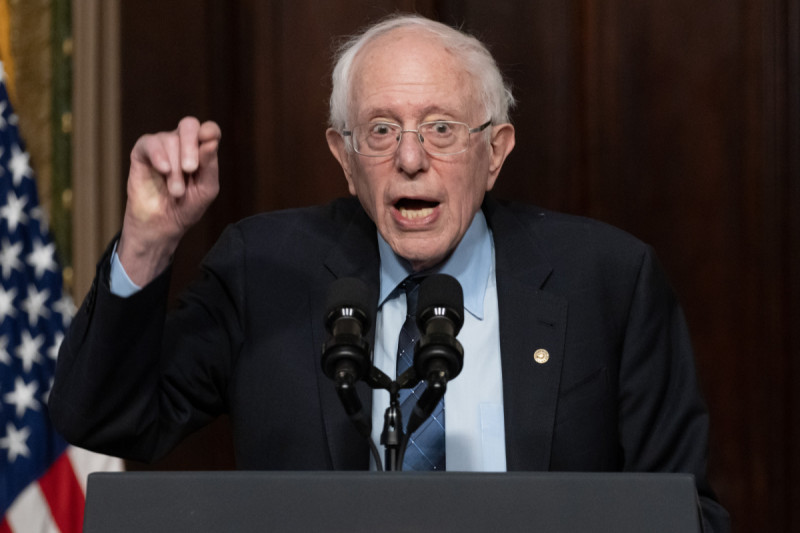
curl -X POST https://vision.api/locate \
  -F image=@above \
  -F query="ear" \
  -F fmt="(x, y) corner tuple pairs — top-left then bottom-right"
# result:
(326, 128), (357, 196)
(485, 123), (516, 191)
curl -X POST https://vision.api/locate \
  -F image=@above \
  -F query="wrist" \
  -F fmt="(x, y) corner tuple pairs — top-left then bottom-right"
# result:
(117, 221), (180, 287)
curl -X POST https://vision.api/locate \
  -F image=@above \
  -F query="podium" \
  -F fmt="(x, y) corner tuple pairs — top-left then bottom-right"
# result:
(83, 471), (703, 532)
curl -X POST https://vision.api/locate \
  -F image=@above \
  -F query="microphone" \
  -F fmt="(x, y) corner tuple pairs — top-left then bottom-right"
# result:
(414, 274), (464, 383)
(405, 274), (464, 436)
(321, 277), (372, 437)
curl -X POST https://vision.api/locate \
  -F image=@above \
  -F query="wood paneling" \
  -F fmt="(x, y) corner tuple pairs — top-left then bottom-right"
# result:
(119, 2), (799, 531)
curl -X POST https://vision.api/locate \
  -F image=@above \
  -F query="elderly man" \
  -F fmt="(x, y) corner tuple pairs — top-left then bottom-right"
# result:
(50, 14), (729, 531)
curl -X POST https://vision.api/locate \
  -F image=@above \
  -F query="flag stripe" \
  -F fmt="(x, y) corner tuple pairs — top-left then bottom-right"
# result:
(38, 452), (85, 533)
(67, 446), (124, 494)
(3, 448), (122, 532)
(5, 481), (58, 533)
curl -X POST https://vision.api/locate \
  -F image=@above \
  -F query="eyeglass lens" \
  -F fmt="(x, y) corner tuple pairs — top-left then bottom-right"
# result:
(354, 122), (469, 155)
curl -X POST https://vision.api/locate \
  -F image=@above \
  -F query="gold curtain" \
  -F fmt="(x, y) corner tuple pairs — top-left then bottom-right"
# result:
(0, 0), (53, 223)
(0, 0), (16, 102)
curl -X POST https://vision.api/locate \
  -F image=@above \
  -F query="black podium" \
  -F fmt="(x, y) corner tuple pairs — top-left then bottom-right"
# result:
(83, 471), (703, 532)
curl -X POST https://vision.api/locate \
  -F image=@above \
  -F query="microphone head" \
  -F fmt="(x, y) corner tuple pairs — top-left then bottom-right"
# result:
(414, 274), (465, 381)
(322, 277), (373, 383)
(324, 277), (372, 332)
(416, 274), (464, 334)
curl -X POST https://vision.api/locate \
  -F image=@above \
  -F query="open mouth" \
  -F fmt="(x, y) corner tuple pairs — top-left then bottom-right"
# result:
(395, 198), (439, 220)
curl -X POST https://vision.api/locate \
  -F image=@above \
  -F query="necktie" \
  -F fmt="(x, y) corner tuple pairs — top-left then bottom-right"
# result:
(396, 278), (446, 471)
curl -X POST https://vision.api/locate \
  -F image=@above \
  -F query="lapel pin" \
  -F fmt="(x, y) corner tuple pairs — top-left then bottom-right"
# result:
(533, 348), (550, 364)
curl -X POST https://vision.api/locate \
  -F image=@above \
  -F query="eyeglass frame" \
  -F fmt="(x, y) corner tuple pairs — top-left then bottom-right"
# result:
(342, 119), (493, 157)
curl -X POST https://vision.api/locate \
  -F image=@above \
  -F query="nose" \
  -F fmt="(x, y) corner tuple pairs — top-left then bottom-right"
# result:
(394, 129), (430, 176)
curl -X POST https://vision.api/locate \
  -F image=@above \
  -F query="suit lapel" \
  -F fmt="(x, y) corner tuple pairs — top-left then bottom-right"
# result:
(311, 203), (380, 470)
(484, 198), (567, 471)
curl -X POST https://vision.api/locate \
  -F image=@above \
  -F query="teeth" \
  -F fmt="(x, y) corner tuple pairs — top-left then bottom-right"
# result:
(399, 206), (434, 219)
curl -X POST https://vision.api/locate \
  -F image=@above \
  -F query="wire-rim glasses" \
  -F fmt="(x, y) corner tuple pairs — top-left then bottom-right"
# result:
(342, 120), (492, 157)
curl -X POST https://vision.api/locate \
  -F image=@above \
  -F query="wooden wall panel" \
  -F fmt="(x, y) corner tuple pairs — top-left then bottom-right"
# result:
(117, 1), (799, 531)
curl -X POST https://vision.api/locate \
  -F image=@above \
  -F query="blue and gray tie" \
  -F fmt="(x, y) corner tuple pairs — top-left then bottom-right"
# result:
(396, 278), (446, 471)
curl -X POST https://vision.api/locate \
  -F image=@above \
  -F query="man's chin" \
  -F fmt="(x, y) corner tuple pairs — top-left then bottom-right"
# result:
(394, 244), (450, 272)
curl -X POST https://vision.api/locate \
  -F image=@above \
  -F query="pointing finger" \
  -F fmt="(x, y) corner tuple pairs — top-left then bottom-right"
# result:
(177, 116), (202, 174)
(162, 133), (186, 197)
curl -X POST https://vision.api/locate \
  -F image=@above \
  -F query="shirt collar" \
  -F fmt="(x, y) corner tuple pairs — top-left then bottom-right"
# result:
(377, 210), (493, 319)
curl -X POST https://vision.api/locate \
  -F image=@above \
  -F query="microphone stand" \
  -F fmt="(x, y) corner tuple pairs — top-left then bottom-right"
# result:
(333, 360), (448, 472)
(381, 366), (446, 471)
(380, 381), (404, 471)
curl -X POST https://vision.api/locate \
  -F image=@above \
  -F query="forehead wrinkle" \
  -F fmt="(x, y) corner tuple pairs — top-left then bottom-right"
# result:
(352, 71), (478, 124)
(358, 104), (463, 124)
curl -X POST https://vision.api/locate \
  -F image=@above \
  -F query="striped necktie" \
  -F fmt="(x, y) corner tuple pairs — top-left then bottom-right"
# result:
(396, 278), (446, 471)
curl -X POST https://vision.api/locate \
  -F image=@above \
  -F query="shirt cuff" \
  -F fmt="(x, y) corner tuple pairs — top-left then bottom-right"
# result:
(109, 242), (142, 297)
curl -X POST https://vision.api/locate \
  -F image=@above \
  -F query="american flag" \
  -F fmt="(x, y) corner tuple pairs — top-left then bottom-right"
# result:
(0, 62), (122, 532)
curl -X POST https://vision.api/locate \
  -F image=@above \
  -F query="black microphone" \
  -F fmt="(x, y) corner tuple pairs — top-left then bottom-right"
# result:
(321, 277), (372, 437)
(414, 274), (464, 383)
(405, 274), (464, 436)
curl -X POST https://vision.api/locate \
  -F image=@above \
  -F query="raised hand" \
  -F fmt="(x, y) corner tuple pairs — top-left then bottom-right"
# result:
(117, 117), (221, 286)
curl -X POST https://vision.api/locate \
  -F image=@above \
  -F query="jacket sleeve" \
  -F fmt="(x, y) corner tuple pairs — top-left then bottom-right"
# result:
(617, 246), (730, 532)
(48, 226), (246, 463)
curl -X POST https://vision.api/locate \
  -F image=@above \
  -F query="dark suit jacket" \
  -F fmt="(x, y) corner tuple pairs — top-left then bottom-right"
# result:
(49, 196), (729, 531)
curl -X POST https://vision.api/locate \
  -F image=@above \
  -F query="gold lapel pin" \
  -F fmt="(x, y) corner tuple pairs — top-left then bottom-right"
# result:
(533, 348), (550, 364)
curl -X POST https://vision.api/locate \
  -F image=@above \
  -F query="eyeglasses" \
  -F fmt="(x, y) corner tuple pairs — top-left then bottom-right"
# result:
(342, 120), (492, 157)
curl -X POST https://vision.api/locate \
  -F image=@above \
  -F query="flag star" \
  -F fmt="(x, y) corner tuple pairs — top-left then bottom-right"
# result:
(0, 421), (31, 463)
(0, 284), (17, 322)
(53, 294), (75, 328)
(0, 100), (6, 129)
(0, 238), (24, 279)
(0, 191), (29, 233)
(8, 144), (33, 186)
(3, 376), (41, 419)
(15, 329), (44, 373)
(0, 335), (10, 366)
(26, 239), (58, 279)
(20, 284), (50, 327)
(48, 331), (65, 360)
(30, 206), (49, 233)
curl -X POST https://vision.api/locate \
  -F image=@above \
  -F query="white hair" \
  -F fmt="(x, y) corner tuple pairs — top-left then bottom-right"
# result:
(328, 14), (515, 131)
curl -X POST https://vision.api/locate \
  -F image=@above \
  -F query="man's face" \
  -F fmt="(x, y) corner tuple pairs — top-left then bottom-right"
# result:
(327, 29), (515, 271)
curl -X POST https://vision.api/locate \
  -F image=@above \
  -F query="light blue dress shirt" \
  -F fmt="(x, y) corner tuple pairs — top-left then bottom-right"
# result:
(110, 211), (507, 471)
(110, 243), (141, 297)
(371, 210), (506, 471)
